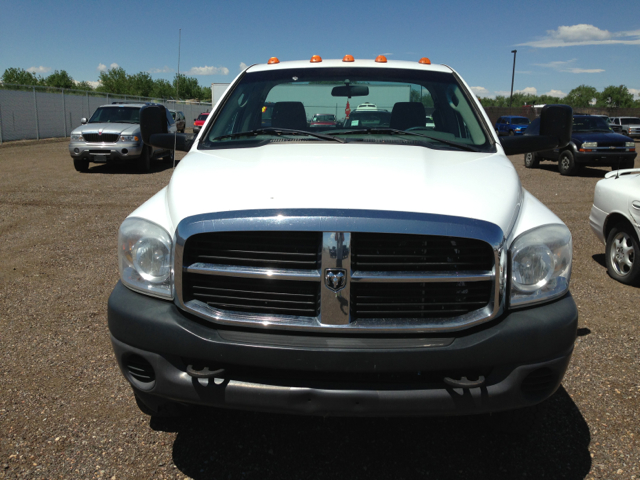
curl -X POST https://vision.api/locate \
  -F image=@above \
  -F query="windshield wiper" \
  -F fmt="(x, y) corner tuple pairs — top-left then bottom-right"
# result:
(212, 128), (344, 143)
(328, 128), (480, 152)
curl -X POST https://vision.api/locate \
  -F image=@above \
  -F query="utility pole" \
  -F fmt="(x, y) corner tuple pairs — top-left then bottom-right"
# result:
(509, 50), (517, 110)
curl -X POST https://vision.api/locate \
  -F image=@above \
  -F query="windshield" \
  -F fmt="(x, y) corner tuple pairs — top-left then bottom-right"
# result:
(201, 67), (492, 151)
(573, 116), (613, 133)
(89, 107), (140, 124)
(511, 117), (529, 125)
(197, 114), (209, 121)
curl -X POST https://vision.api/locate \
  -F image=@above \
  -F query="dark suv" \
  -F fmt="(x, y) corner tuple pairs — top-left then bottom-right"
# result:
(524, 114), (636, 175)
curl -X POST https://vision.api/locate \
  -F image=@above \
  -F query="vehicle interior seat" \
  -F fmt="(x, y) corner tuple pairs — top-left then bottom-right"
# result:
(390, 102), (426, 130)
(271, 102), (308, 130)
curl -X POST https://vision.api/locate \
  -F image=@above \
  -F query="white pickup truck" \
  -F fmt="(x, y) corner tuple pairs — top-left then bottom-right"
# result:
(108, 56), (577, 420)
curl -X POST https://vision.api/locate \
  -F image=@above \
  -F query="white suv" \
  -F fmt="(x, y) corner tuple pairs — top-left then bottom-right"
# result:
(108, 56), (577, 420)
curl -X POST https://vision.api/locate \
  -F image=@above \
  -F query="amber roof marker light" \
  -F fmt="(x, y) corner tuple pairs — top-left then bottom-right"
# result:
(419, 57), (431, 65)
(310, 55), (322, 63)
(267, 57), (280, 64)
(342, 55), (354, 62)
(375, 55), (388, 63)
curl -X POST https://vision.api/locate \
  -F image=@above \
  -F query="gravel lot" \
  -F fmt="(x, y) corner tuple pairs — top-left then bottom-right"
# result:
(0, 138), (638, 480)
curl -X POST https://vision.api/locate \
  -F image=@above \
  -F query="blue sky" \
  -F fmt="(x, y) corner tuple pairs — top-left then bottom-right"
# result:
(1, 0), (639, 99)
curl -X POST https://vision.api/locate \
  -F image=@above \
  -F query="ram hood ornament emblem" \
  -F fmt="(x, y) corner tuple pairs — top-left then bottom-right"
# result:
(324, 268), (346, 292)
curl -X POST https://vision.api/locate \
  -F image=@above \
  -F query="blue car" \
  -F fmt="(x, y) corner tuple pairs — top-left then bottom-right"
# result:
(495, 115), (530, 136)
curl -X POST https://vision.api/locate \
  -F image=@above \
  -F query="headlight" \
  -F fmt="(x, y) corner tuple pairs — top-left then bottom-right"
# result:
(582, 142), (597, 148)
(70, 134), (83, 141)
(118, 217), (173, 299)
(626, 142), (635, 147)
(510, 224), (572, 307)
(120, 135), (140, 142)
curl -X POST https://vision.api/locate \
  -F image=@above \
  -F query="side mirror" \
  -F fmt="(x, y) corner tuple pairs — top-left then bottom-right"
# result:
(499, 105), (572, 156)
(81, 118), (87, 125)
(140, 105), (195, 152)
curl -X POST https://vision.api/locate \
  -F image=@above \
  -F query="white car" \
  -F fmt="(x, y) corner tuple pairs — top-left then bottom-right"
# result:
(108, 56), (578, 419)
(590, 168), (640, 284)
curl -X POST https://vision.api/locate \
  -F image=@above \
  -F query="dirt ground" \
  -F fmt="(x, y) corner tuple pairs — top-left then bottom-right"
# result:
(0, 138), (638, 480)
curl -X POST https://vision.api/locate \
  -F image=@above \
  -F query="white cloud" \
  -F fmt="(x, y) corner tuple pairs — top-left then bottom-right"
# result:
(239, 62), (248, 71)
(516, 87), (538, 95)
(75, 80), (101, 88)
(629, 88), (640, 99)
(518, 24), (640, 48)
(544, 89), (567, 98)
(110, 63), (119, 70)
(148, 66), (174, 74)
(184, 65), (229, 76)
(97, 63), (107, 72)
(27, 66), (51, 74)
(470, 86), (491, 98)
(535, 59), (604, 73)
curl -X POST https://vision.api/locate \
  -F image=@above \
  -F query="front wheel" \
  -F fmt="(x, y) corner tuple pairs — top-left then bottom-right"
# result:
(73, 159), (89, 172)
(524, 152), (539, 169)
(508, 130), (515, 136)
(605, 223), (639, 285)
(558, 150), (577, 176)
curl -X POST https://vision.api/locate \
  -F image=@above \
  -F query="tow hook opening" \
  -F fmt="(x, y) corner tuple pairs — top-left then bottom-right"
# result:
(186, 365), (226, 379)
(443, 375), (486, 388)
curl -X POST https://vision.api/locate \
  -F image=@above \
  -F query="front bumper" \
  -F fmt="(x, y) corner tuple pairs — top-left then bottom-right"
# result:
(68, 141), (143, 162)
(193, 125), (202, 134)
(574, 150), (636, 166)
(108, 281), (578, 416)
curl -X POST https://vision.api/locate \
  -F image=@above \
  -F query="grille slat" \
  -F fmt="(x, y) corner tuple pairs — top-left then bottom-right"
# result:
(352, 233), (494, 272)
(83, 133), (119, 143)
(184, 273), (321, 317)
(185, 231), (321, 270)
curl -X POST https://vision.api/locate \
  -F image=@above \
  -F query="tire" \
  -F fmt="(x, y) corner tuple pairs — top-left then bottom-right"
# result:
(495, 129), (500, 137)
(73, 159), (89, 172)
(508, 130), (515, 136)
(137, 146), (151, 173)
(524, 152), (539, 169)
(558, 150), (577, 176)
(163, 149), (175, 164)
(605, 223), (640, 285)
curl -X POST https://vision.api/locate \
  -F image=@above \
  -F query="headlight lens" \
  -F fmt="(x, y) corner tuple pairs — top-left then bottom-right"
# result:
(120, 135), (140, 142)
(70, 133), (83, 141)
(510, 224), (572, 307)
(582, 142), (597, 148)
(118, 217), (173, 299)
(626, 142), (635, 147)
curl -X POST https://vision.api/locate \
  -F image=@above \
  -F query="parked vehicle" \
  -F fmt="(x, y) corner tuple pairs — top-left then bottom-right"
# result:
(109, 56), (577, 421)
(589, 168), (640, 284)
(355, 102), (378, 111)
(193, 112), (209, 135)
(68, 102), (176, 173)
(310, 113), (337, 127)
(343, 109), (391, 128)
(170, 110), (186, 133)
(495, 116), (530, 136)
(609, 117), (640, 138)
(524, 114), (636, 175)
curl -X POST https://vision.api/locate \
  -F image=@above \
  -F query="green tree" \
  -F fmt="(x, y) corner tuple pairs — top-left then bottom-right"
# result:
(409, 88), (434, 109)
(151, 79), (175, 99)
(597, 85), (635, 108)
(74, 81), (95, 91)
(173, 73), (201, 99)
(129, 72), (154, 97)
(564, 85), (597, 108)
(44, 70), (75, 89)
(96, 67), (129, 94)
(1, 67), (41, 86)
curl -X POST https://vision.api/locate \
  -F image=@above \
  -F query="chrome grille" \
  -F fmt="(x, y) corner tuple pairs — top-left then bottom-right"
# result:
(176, 213), (503, 333)
(351, 233), (494, 272)
(83, 133), (119, 143)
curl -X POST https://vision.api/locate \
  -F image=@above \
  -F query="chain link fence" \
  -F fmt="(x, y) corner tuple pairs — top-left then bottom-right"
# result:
(0, 84), (212, 143)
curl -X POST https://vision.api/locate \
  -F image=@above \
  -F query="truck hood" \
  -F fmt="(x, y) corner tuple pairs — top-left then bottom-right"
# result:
(165, 144), (522, 234)
(573, 132), (631, 144)
(70, 123), (140, 136)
